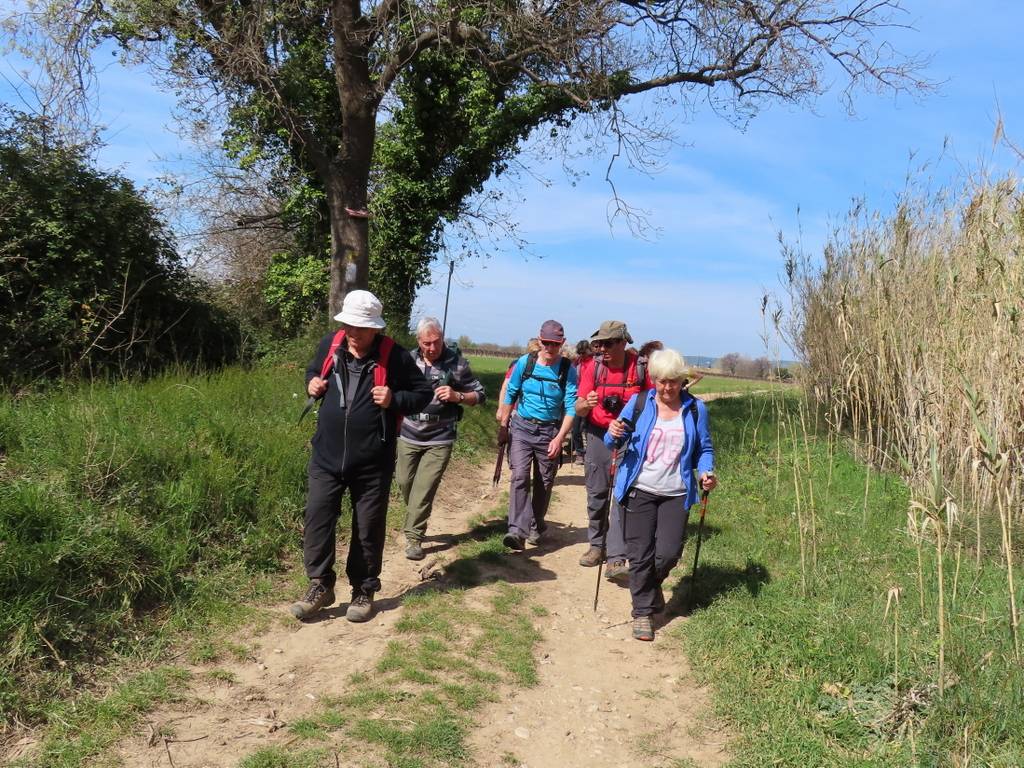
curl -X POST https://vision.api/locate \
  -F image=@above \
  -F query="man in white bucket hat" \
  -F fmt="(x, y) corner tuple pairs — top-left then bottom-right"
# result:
(291, 290), (432, 623)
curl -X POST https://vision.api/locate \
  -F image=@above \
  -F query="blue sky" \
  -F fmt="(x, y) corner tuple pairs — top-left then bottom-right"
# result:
(4, 1), (1023, 359)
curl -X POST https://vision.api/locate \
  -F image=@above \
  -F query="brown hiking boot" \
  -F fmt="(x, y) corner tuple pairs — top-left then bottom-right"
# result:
(632, 616), (654, 641)
(289, 580), (335, 620)
(346, 590), (375, 623)
(604, 560), (629, 581)
(578, 546), (603, 567)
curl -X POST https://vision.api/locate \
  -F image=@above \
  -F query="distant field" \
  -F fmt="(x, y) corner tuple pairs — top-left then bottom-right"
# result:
(689, 373), (788, 395)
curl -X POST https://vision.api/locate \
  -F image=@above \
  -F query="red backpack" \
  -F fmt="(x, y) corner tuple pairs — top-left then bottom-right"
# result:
(300, 331), (400, 436)
(319, 329), (394, 387)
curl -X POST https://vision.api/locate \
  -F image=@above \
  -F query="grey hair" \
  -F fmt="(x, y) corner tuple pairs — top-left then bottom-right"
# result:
(648, 348), (689, 382)
(416, 316), (443, 338)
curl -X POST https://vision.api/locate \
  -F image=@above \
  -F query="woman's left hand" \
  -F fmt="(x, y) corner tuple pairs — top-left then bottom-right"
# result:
(700, 472), (718, 492)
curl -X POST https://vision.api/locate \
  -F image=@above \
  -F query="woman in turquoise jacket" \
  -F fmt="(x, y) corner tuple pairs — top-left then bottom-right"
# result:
(605, 348), (717, 641)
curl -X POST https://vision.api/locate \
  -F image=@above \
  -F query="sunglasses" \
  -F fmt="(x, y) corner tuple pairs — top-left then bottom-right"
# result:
(592, 339), (622, 349)
(540, 340), (562, 347)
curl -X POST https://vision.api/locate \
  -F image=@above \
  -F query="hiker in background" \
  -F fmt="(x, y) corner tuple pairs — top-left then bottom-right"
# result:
(570, 340), (593, 465)
(291, 291), (433, 623)
(497, 320), (578, 549)
(398, 317), (486, 561)
(575, 321), (653, 577)
(639, 339), (664, 360)
(606, 348), (717, 642)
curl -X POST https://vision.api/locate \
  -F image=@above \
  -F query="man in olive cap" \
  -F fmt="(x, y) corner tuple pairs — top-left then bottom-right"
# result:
(575, 320), (653, 577)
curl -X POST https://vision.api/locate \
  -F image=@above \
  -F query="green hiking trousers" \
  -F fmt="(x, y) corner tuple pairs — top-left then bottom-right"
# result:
(396, 439), (454, 542)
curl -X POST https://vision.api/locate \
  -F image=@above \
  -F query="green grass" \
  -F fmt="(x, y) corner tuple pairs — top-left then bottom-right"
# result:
(255, 579), (538, 767)
(0, 345), (510, 764)
(689, 373), (789, 395)
(670, 393), (1024, 766)
(12, 667), (191, 768)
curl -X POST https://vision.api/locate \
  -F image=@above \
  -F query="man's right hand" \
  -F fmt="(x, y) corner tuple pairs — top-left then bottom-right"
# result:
(307, 376), (327, 398)
(586, 391), (599, 408)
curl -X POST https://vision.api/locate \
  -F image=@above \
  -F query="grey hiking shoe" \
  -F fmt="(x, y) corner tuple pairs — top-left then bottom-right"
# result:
(604, 560), (629, 581)
(405, 540), (425, 561)
(578, 546), (603, 567)
(632, 616), (654, 641)
(346, 590), (375, 623)
(503, 532), (525, 551)
(289, 580), (335, 620)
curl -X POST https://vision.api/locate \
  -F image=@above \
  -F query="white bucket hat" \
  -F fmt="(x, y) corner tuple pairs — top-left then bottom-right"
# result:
(333, 289), (386, 329)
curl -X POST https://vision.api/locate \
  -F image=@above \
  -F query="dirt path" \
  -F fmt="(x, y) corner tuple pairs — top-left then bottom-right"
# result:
(105, 458), (729, 767)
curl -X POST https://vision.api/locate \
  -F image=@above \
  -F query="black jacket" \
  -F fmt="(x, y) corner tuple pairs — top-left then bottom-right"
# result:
(305, 332), (432, 474)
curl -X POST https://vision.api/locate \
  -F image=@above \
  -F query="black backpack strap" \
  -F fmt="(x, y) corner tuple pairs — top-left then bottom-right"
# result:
(628, 387), (647, 431)
(522, 351), (538, 382)
(556, 357), (570, 392)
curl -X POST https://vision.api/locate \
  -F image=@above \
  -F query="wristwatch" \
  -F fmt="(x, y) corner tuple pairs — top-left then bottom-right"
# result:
(458, 392), (466, 402)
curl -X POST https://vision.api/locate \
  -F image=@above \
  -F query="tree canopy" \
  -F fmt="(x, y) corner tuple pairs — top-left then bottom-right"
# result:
(7, 0), (927, 327)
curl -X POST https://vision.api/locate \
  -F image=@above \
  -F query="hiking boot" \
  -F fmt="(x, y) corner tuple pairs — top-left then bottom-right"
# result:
(405, 540), (425, 561)
(503, 532), (525, 551)
(346, 590), (375, 623)
(632, 616), (654, 641)
(289, 580), (335, 620)
(578, 546), (603, 567)
(604, 560), (629, 581)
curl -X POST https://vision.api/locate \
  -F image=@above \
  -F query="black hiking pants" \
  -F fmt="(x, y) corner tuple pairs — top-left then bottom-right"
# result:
(303, 458), (394, 596)
(622, 488), (690, 617)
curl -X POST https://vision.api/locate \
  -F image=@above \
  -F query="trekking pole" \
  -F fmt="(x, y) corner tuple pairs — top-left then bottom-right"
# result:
(593, 447), (619, 612)
(441, 259), (455, 339)
(686, 490), (711, 610)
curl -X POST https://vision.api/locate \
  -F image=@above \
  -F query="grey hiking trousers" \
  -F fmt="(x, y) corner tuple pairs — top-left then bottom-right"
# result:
(584, 423), (627, 561)
(507, 412), (560, 539)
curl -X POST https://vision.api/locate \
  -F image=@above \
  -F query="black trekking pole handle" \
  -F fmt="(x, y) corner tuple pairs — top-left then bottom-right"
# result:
(687, 490), (711, 610)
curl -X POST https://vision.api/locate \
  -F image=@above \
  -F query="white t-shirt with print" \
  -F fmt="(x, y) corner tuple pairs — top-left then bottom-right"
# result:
(634, 411), (687, 497)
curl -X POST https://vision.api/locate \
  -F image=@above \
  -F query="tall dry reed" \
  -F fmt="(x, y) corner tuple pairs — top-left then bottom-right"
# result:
(785, 176), (1023, 548)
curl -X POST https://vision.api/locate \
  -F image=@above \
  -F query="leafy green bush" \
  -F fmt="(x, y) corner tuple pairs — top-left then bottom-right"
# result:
(0, 109), (239, 388)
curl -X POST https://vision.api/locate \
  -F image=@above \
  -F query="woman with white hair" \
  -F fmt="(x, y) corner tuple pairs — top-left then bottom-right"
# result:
(605, 348), (717, 641)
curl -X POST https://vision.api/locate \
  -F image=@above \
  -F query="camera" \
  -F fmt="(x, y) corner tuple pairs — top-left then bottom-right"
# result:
(601, 393), (624, 415)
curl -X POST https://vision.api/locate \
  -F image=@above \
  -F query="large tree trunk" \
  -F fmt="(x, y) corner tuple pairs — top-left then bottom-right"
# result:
(325, 102), (377, 318)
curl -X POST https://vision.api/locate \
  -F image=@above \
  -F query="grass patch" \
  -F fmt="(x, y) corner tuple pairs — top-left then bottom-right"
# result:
(670, 393), (1024, 766)
(2, 344), (505, 755)
(239, 581), (539, 766)
(11, 667), (190, 768)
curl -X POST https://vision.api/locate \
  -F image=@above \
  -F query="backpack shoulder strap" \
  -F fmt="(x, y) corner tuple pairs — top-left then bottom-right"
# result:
(628, 387), (648, 430)
(687, 398), (699, 431)
(320, 329), (347, 379)
(633, 353), (647, 388)
(522, 351), (539, 381)
(374, 335), (394, 387)
(556, 357), (570, 392)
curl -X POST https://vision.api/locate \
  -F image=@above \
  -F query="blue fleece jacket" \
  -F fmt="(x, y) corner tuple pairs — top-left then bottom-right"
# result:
(604, 389), (714, 508)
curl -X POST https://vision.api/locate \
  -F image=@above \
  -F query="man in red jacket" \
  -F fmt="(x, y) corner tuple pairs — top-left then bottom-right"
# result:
(575, 320), (653, 577)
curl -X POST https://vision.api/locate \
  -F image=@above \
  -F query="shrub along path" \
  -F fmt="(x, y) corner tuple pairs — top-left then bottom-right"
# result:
(104, 457), (728, 767)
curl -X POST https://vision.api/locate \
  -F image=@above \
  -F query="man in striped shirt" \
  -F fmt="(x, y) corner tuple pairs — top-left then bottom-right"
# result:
(397, 317), (487, 560)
